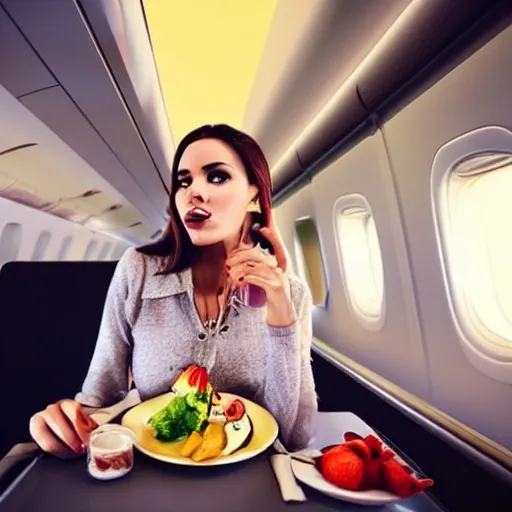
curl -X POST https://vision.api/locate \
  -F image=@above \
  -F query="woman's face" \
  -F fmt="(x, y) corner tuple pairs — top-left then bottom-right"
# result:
(174, 138), (258, 248)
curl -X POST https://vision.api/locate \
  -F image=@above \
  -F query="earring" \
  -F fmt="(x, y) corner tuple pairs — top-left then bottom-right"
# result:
(246, 200), (261, 213)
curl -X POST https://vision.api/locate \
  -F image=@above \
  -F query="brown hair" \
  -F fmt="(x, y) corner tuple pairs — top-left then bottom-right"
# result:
(137, 124), (272, 273)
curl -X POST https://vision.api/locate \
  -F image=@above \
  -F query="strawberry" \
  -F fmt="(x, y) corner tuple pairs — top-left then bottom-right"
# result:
(360, 435), (389, 490)
(324, 431), (434, 496)
(172, 365), (210, 395)
(189, 367), (199, 388)
(320, 441), (369, 491)
(197, 368), (208, 393)
(381, 458), (434, 498)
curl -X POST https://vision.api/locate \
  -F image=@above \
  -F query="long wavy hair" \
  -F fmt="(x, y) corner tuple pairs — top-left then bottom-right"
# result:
(137, 124), (273, 273)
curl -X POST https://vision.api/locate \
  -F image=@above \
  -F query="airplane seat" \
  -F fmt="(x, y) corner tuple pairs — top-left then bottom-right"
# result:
(0, 260), (117, 458)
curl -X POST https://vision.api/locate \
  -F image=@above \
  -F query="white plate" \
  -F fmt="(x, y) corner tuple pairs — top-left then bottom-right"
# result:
(291, 412), (401, 506)
(291, 459), (399, 506)
(121, 392), (279, 466)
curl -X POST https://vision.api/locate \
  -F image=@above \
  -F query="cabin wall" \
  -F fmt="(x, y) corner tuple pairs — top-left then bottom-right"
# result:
(273, 23), (512, 450)
(0, 196), (129, 267)
(382, 23), (512, 449)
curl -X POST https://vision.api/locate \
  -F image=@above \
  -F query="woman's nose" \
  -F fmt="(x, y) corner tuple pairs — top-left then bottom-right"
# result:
(187, 180), (208, 204)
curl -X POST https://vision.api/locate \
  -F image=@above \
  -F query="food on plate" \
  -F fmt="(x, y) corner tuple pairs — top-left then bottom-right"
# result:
(146, 366), (212, 442)
(381, 456), (434, 498)
(319, 439), (369, 491)
(224, 399), (245, 422)
(317, 432), (434, 498)
(344, 432), (394, 490)
(191, 422), (227, 462)
(145, 365), (254, 461)
(221, 411), (253, 456)
(180, 398), (254, 462)
(179, 431), (203, 457)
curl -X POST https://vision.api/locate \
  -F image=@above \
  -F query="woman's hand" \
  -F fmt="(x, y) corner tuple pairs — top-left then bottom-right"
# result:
(226, 220), (297, 327)
(29, 400), (98, 458)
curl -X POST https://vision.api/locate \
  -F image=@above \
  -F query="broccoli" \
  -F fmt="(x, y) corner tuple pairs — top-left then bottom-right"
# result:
(147, 392), (211, 442)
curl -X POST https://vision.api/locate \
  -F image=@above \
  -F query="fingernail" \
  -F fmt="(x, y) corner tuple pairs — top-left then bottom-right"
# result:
(74, 444), (85, 455)
(252, 223), (261, 231)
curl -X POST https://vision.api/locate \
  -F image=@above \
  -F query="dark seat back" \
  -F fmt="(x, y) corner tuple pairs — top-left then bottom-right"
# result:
(0, 260), (117, 457)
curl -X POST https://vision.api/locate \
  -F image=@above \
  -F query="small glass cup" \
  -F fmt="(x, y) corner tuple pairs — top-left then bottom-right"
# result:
(87, 424), (136, 481)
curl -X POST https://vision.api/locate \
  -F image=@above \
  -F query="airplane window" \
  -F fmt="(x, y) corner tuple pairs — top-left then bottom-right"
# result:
(0, 222), (22, 267)
(57, 235), (73, 261)
(31, 230), (52, 261)
(84, 240), (99, 261)
(334, 194), (385, 331)
(294, 217), (328, 306)
(98, 242), (113, 260)
(432, 126), (512, 384)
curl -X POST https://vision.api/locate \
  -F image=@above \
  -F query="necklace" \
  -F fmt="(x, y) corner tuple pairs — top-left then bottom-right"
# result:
(192, 285), (240, 372)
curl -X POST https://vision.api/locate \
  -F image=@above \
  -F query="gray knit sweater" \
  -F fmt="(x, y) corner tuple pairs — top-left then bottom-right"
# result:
(75, 247), (318, 449)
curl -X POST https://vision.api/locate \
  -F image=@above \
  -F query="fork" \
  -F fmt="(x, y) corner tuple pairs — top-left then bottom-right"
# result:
(86, 389), (141, 426)
(272, 437), (321, 465)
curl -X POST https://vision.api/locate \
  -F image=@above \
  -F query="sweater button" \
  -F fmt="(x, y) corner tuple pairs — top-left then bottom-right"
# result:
(197, 332), (207, 341)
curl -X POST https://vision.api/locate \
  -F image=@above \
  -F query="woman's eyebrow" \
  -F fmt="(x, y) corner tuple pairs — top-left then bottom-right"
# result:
(203, 161), (232, 171)
(177, 161), (232, 176)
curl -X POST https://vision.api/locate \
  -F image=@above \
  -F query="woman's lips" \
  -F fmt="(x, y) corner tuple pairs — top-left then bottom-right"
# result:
(184, 207), (211, 229)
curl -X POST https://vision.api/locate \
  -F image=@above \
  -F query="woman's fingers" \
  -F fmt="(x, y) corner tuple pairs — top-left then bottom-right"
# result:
(60, 400), (97, 446)
(230, 261), (282, 291)
(226, 246), (277, 269)
(42, 403), (85, 454)
(29, 400), (97, 458)
(229, 255), (296, 326)
(258, 225), (288, 272)
(241, 272), (282, 292)
(229, 213), (288, 272)
(29, 414), (78, 458)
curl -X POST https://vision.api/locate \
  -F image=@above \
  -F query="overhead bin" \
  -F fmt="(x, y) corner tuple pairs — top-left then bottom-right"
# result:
(0, 7), (57, 98)
(0, 0), (170, 232)
(272, 0), (510, 201)
(355, 0), (507, 113)
(0, 84), (160, 244)
(75, 0), (176, 191)
(293, 84), (370, 182)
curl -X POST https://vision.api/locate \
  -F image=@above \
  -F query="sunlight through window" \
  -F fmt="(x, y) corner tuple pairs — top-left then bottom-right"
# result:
(0, 222), (22, 268)
(31, 230), (51, 261)
(432, 126), (512, 383)
(334, 194), (385, 330)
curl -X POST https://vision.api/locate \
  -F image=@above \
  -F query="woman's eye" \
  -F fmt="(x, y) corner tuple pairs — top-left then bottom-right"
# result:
(209, 170), (230, 185)
(177, 178), (191, 188)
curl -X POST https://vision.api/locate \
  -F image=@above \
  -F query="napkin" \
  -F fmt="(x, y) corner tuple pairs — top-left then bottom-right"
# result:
(270, 454), (307, 502)
(0, 389), (141, 481)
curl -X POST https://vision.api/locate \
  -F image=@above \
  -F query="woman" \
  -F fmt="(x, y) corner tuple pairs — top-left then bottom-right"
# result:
(29, 124), (317, 458)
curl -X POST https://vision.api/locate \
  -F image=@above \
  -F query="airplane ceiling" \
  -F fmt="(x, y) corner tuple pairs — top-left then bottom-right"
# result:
(242, 0), (411, 168)
(0, 0), (414, 244)
(142, 0), (411, 167)
(142, 0), (278, 146)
